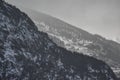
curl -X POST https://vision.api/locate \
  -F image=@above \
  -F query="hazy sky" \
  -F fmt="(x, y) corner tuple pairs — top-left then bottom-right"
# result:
(6, 0), (120, 39)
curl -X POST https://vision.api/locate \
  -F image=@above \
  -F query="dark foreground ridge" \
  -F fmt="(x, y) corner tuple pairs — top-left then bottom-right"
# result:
(0, 1), (118, 80)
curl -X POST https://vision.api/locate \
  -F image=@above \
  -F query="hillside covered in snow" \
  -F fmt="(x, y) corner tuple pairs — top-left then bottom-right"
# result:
(18, 7), (120, 78)
(0, 0), (119, 80)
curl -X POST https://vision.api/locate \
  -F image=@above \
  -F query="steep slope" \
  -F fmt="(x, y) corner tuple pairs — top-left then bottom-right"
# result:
(0, 0), (118, 80)
(113, 38), (120, 44)
(18, 7), (120, 77)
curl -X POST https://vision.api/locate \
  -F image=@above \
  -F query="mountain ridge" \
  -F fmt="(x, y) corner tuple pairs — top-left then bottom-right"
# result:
(0, 1), (118, 80)
(16, 7), (120, 78)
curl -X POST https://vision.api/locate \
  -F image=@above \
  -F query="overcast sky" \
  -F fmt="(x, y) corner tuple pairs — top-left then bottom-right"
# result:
(6, 0), (120, 39)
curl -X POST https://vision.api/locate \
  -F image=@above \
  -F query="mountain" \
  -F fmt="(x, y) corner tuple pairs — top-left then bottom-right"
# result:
(113, 38), (120, 44)
(0, 0), (118, 80)
(17, 7), (120, 78)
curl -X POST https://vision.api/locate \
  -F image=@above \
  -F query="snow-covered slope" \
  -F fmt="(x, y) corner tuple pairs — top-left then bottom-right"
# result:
(0, 0), (118, 80)
(113, 38), (120, 44)
(18, 7), (120, 78)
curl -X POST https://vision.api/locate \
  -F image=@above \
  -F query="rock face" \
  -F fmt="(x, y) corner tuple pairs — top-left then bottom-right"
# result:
(20, 8), (120, 77)
(0, 1), (118, 80)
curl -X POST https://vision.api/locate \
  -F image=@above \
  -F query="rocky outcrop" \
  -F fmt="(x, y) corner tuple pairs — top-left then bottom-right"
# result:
(0, 1), (118, 80)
